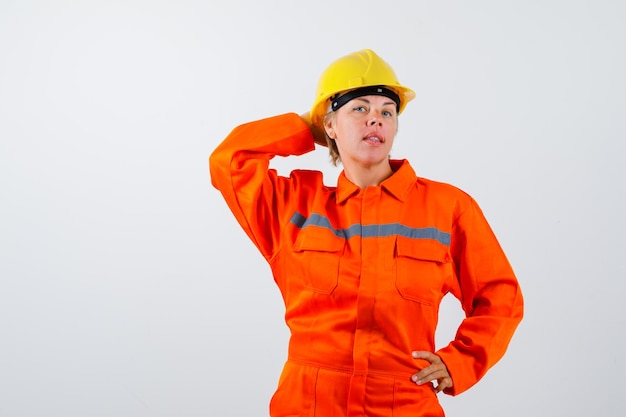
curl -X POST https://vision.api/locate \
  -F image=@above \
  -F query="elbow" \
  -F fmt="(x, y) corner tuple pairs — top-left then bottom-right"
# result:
(208, 144), (233, 190)
(469, 278), (524, 321)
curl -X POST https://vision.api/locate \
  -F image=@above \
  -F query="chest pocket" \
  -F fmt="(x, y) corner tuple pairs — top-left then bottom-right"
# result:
(394, 236), (452, 305)
(293, 226), (345, 294)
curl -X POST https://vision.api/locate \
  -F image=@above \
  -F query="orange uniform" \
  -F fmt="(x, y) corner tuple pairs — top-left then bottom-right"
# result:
(209, 113), (524, 417)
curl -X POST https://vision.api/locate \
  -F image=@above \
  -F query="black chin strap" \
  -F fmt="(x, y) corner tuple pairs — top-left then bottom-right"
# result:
(330, 86), (401, 112)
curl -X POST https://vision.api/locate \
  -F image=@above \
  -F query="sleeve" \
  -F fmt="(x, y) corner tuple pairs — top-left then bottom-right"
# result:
(436, 197), (524, 396)
(208, 112), (316, 260)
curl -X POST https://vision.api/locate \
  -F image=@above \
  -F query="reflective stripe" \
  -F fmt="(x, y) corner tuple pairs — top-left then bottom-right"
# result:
(289, 212), (450, 246)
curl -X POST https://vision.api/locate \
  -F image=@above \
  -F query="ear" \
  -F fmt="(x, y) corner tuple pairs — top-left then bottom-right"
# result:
(324, 118), (336, 139)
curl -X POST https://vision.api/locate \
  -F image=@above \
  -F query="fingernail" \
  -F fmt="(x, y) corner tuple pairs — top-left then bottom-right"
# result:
(411, 375), (418, 382)
(412, 351), (418, 358)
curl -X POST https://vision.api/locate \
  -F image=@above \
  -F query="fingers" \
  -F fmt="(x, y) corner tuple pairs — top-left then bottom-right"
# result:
(411, 351), (453, 393)
(412, 350), (439, 362)
(411, 367), (451, 391)
(434, 377), (453, 393)
(412, 371), (453, 393)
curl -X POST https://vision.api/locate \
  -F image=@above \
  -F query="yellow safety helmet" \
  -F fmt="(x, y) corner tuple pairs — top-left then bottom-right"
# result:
(310, 49), (415, 126)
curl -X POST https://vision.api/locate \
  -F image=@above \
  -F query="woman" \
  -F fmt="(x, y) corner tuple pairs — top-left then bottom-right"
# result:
(209, 49), (523, 417)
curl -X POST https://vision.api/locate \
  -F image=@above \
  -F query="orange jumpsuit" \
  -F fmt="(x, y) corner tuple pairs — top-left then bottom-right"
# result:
(209, 113), (523, 417)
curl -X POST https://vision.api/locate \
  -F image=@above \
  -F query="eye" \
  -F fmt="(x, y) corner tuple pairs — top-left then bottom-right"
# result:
(382, 110), (392, 117)
(353, 105), (367, 112)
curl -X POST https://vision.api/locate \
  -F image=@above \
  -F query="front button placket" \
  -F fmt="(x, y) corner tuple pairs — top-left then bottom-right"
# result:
(347, 186), (382, 416)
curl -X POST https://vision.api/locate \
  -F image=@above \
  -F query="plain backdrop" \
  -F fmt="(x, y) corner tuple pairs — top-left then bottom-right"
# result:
(1, 1), (624, 416)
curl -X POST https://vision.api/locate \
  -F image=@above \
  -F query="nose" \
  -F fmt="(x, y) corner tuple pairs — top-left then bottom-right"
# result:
(368, 112), (383, 127)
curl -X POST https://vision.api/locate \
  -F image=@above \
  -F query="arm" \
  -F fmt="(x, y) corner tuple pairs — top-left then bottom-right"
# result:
(436, 198), (524, 395)
(209, 113), (316, 260)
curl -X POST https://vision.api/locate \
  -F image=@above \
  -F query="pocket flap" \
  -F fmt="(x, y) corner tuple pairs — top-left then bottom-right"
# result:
(395, 236), (449, 263)
(294, 226), (344, 253)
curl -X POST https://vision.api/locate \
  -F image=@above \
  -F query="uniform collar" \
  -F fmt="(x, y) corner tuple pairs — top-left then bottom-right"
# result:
(335, 159), (417, 204)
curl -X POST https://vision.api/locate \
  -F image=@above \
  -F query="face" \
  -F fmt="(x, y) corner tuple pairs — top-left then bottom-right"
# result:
(324, 95), (398, 169)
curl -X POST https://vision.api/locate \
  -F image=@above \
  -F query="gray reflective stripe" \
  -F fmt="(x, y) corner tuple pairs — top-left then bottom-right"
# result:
(289, 212), (450, 246)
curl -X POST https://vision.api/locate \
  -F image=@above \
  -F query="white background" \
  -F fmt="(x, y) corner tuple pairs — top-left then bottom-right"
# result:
(1, 1), (624, 416)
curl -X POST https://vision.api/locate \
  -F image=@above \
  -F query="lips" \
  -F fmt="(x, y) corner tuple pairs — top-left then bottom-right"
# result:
(363, 134), (384, 144)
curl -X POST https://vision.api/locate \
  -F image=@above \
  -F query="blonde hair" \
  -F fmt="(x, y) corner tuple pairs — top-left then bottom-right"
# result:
(322, 111), (341, 166)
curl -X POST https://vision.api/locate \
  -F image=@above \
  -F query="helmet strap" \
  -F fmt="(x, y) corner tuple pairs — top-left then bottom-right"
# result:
(330, 86), (400, 113)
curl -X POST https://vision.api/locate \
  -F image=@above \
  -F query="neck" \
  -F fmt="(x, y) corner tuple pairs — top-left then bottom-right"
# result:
(343, 160), (394, 189)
